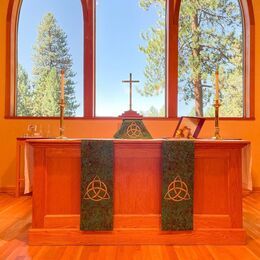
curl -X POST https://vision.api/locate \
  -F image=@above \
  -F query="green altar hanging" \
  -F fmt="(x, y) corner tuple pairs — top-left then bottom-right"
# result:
(80, 139), (194, 231)
(80, 140), (114, 231)
(162, 141), (194, 231)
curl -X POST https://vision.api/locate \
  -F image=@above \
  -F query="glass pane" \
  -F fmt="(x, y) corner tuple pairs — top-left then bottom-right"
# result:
(96, 0), (166, 117)
(178, 0), (243, 117)
(17, 0), (83, 117)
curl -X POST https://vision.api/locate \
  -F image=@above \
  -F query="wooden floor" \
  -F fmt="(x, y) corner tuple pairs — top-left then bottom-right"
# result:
(0, 193), (259, 259)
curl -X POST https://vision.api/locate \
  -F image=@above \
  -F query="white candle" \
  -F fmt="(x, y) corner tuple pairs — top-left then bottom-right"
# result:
(61, 69), (65, 100)
(215, 70), (219, 101)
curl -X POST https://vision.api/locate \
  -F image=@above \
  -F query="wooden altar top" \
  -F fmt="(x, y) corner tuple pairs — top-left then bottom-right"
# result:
(26, 138), (250, 146)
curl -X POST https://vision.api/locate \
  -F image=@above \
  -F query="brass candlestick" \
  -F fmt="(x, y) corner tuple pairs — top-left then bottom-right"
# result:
(213, 99), (221, 140)
(57, 99), (66, 139)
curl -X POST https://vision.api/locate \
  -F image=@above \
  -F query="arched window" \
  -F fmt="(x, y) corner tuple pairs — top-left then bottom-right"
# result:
(177, 0), (253, 118)
(6, 0), (254, 119)
(9, 0), (84, 117)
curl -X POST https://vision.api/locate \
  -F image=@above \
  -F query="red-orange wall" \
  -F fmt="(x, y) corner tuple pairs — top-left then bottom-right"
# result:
(0, 0), (259, 189)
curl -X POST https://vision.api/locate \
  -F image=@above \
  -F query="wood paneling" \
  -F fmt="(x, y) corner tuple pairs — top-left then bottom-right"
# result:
(194, 151), (229, 214)
(46, 148), (81, 214)
(27, 139), (248, 245)
(32, 146), (45, 228)
(29, 229), (246, 246)
(114, 143), (161, 215)
(43, 214), (232, 229)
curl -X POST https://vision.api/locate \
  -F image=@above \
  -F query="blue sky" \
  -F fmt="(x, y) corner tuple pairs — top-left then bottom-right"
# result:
(96, 0), (165, 116)
(18, 0), (166, 117)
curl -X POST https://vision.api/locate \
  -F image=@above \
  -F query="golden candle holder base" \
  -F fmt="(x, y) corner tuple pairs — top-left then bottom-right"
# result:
(57, 99), (67, 139)
(212, 132), (221, 140)
(56, 135), (67, 139)
(212, 99), (222, 140)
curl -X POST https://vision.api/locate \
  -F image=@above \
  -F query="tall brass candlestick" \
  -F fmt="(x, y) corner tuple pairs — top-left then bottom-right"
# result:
(213, 69), (221, 140)
(58, 99), (66, 138)
(213, 99), (221, 140)
(57, 69), (66, 139)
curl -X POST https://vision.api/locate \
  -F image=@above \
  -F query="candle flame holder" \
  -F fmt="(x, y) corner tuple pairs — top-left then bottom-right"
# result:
(212, 99), (221, 140)
(57, 99), (67, 139)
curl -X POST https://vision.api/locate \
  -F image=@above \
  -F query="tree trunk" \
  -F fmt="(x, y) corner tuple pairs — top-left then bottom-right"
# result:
(193, 76), (203, 117)
(191, 10), (203, 117)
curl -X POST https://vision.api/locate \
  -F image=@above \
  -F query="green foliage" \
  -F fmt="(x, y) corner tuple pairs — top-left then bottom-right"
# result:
(32, 68), (60, 116)
(139, 0), (243, 117)
(139, 0), (165, 10)
(32, 13), (79, 116)
(141, 105), (165, 117)
(16, 64), (33, 116)
(139, 0), (166, 96)
(17, 13), (79, 116)
(204, 49), (243, 117)
(179, 0), (243, 116)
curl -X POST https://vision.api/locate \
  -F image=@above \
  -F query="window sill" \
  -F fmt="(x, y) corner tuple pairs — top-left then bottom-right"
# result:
(4, 116), (256, 121)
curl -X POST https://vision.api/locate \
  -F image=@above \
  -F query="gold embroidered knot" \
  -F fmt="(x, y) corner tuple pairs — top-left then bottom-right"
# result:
(84, 176), (110, 202)
(127, 122), (142, 138)
(164, 176), (191, 202)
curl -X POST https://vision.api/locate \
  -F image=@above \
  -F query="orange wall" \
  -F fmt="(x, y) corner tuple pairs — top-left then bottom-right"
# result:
(0, 0), (260, 188)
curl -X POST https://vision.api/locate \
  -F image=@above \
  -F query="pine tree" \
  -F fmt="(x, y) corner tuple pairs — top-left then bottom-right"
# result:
(139, 0), (243, 117)
(32, 68), (60, 116)
(32, 13), (79, 116)
(179, 0), (242, 116)
(139, 0), (166, 97)
(16, 64), (33, 116)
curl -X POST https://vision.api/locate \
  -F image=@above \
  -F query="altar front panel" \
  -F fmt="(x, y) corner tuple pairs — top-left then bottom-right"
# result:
(114, 142), (161, 214)
(114, 142), (162, 229)
(28, 139), (247, 245)
(45, 148), (81, 214)
(195, 151), (229, 214)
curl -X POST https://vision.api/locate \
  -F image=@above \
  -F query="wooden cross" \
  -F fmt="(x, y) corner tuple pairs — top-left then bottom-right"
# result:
(122, 73), (140, 111)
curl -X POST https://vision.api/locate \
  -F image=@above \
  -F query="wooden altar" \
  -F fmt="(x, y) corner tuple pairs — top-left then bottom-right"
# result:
(27, 139), (248, 245)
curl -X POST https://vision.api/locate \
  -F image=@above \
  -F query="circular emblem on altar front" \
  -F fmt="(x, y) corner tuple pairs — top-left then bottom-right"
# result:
(126, 121), (142, 138)
(164, 176), (191, 202)
(84, 176), (110, 202)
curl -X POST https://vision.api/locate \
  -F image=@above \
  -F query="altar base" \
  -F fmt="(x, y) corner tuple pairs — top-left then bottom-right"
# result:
(27, 139), (248, 245)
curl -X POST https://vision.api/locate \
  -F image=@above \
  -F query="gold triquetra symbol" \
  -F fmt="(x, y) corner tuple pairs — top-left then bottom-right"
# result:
(84, 175), (110, 202)
(127, 121), (142, 138)
(164, 175), (191, 202)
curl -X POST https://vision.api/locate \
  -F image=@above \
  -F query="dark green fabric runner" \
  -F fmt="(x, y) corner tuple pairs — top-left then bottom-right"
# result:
(80, 140), (114, 231)
(162, 141), (194, 231)
(114, 119), (152, 139)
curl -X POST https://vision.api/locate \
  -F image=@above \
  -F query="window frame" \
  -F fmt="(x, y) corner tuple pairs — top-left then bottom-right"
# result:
(5, 0), (255, 120)
(173, 0), (255, 119)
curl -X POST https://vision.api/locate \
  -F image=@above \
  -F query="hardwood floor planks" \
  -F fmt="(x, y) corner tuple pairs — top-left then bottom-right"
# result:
(0, 193), (260, 259)
(206, 245), (259, 260)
